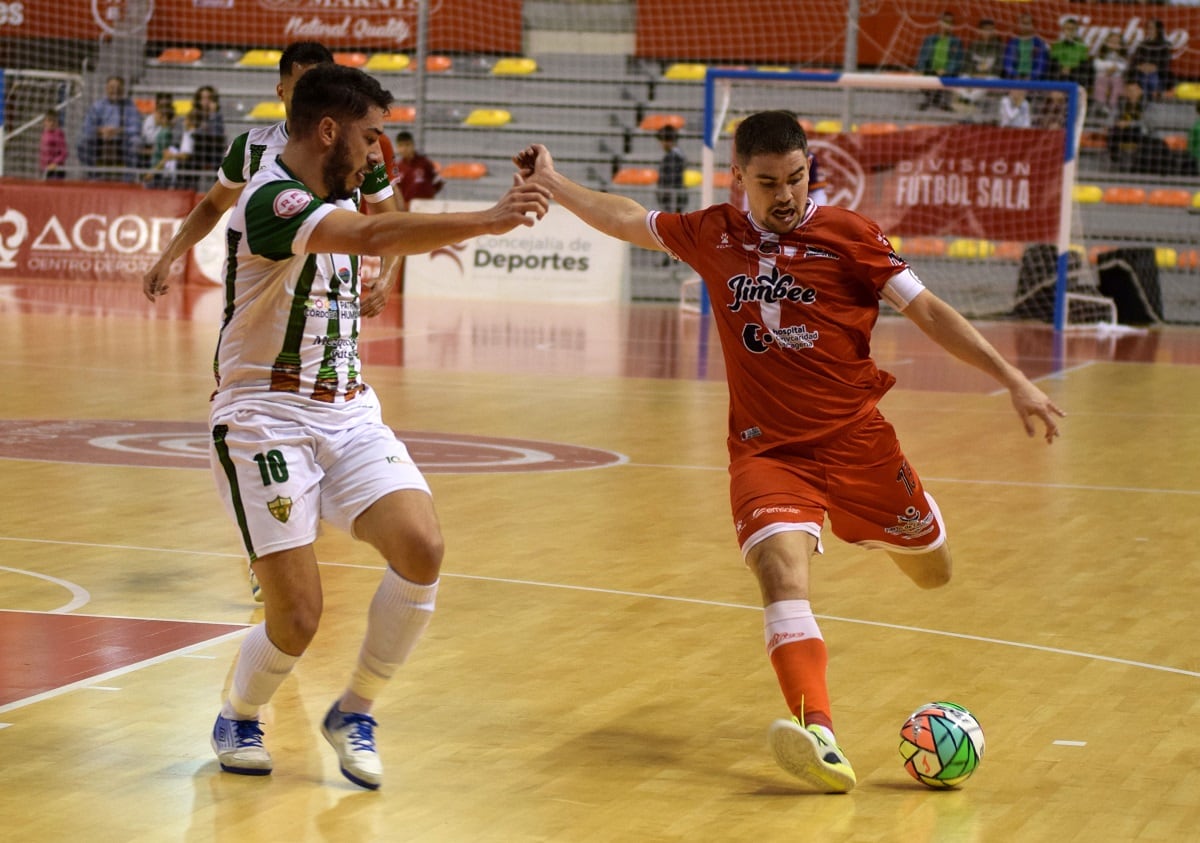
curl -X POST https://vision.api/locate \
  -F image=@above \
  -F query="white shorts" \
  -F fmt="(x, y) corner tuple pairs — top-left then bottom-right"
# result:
(209, 394), (430, 561)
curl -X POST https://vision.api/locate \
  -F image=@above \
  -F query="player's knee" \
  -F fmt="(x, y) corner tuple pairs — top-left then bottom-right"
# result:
(387, 527), (444, 585)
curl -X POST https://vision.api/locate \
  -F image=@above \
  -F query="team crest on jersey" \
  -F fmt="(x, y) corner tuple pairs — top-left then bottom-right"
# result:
(884, 505), (935, 540)
(274, 189), (312, 218)
(267, 496), (293, 524)
(717, 233), (732, 249)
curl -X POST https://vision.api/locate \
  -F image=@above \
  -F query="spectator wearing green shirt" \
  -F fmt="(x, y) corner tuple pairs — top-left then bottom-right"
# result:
(1049, 17), (1094, 92)
(1003, 13), (1050, 81)
(916, 10), (965, 111)
(1186, 102), (1200, 176)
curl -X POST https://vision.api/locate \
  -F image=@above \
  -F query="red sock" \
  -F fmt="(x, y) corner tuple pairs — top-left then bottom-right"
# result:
(764, 600), (833, 731)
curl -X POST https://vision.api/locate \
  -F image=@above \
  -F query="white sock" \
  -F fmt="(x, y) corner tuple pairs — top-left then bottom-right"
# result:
(345, 569), (438, 707)
(223, 623), (299, 719)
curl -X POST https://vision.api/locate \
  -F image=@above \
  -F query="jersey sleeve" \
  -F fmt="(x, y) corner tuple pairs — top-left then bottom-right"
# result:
(244, 180), (337, 259)
(648, 207), (709, 261)
(846, 214), (910, 294)
(218, 132), (249, 187)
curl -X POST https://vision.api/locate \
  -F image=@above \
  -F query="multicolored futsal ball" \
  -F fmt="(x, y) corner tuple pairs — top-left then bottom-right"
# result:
(899, 701), (985, 788)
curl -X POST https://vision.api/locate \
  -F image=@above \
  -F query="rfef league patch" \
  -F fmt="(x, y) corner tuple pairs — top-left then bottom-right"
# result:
(267, 496), (293, 523)
(273, 189), (312, 218)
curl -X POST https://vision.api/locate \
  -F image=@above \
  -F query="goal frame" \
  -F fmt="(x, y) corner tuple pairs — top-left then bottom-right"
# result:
(698, 70), (1086, 331)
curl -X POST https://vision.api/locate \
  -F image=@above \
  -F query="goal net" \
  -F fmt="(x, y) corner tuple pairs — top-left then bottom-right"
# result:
(699, 69), (1112, 331)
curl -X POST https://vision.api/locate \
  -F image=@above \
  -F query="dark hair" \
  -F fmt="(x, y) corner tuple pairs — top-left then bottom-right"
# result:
(193, 84), (219, 108)
(395, 130), (414, 144)
(288, 64), (394, 138)
(733, 110), (807, 163)
(279, 41), (334, 76)
(656, 125), (678, 143)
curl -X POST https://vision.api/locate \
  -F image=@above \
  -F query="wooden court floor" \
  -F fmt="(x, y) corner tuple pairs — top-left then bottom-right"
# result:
(1, 282), (1199, 842)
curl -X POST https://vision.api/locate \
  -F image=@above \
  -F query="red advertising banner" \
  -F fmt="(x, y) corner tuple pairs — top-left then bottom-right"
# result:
(8, 0), (523, 54)
(0, 179), (196, 284)
(636, 1), (1199, 79)
(807, 125), (1066, 241)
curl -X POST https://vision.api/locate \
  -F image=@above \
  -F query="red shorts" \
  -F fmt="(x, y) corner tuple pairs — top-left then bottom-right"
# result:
(730, 411), (945, 555)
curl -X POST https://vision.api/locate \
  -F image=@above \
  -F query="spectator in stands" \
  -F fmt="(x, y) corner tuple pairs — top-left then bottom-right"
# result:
(655, 124), (687, 213)
(192, 85), (226, 140)
(1049, 17), (1094, 92)
(388, 130), (444, 210)
(140, 92), (174, 171)
(77, 75), (141, 181)
(998, 89), (1033, 128)
(915, 11), (964, 111)
(965, 18), (1004, 78)
(1128, 19), (1174, 101)
(1107, 79), (1149, 169)
(1092, 32), (1129, 119)
(807, 152), (829, 205)
(39, 110), (68, 180)
(1036, 90), (1069, 130)
(142, 99), (178, 188)
(1003, 13), (1051, 81)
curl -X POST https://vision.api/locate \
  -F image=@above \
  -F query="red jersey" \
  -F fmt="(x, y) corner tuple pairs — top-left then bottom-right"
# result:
(388, 150), (444, 207)
(650, 201), (911, 459)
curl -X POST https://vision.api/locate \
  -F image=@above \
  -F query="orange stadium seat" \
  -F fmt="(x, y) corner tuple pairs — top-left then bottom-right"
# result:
(134, 97), (156, 115)
(857, 122), (898, 135)
(334, 52), (368, 68)
(1163, 134), (1187, 152)
(994, 241), (1026, 261)
(385, 105), (416, 123)
(902, 237), (948, 257)
(1147, 188), (1191, 208)
(612, 167), (658, 186)
(156, 47), (202, 64)
(713, 171), (733, 189)
(426, 55), (453, 73)
(1080, 131), (1107, 151)
(440, 161), (488, 180)
(639, 113), (685, 132)
(1101, 186), (1146, 205)
(1177, 249), (1200, 270)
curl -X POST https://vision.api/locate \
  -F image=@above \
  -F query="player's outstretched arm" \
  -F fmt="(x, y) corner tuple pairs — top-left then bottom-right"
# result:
(903, 289), (1065, 443)
(307, 175), (550, 258)
(143, 181), (242, 302)
(514, 144), (662, 252)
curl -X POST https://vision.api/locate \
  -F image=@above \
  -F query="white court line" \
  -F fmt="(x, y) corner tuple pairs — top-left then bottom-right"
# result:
(1053, 740), (1088, 747)
(0, 627), (249, 716)
(0, 565), (91, 613)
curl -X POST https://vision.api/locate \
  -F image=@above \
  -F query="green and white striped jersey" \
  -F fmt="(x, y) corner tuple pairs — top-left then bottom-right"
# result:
(212, 157), (368, 409)
(217, 121), (393, 204)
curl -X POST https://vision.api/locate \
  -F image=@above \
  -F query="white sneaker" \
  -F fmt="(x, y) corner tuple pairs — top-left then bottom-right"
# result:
(321, 703), (382, 790)
(211, 714), (272, 775)
(768, 717), (856, 793)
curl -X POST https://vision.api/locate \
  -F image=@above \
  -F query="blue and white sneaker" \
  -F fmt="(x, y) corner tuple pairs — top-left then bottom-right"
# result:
(321, 704), (383, 790)
(211, 714), (272, 775)
(768, 717), (856, 793)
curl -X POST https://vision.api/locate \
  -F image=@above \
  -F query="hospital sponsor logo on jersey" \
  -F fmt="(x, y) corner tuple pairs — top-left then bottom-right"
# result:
(884, 505), (936, 540)
(726, 266), (816, 313)
(742, 322), (820, 353)
(273, 188), (312, 218)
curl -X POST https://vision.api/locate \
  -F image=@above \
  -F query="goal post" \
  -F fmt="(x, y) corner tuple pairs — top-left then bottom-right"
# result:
(698, 69), (1091, 332)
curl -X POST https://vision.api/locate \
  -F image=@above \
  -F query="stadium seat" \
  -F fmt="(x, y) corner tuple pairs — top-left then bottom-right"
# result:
(385, 105), (416, 123)
(1147, 188), (1191, 208)
(723, 117), (743, 135)
(902, 237), (948, 257)
(713, 171), (733, 189)
(683, 169), (703, 188)
(1155, 247), (1178, 269)
(334, 52), (368, 68)
(366, 53), (411, 72)
(1193, 192), (1200, 210)
(172, 99), (193, 116)
(426, 55), (453, 72)
(156, 47), (202, 64)
(1178, 249), (1200, 270)
(492, 57), (538, 75)
(1173, 82), (1200, 101)
(1101, 186), (1146, 205)
(994, 241), (1026, 261)
(664, 63), (707, 81)
(238, 49), (282, 68)
(1079, 131), (1107, 151)
(134, 97), (156, 115)
(947, 238), (995, 259)
(813, 120), (843, 134)
(249, 101), (286, 121)
(754, 66), (792, 74)
(1164, 134), (1187, 152)
(612, 167), (658, 186)
(639, 113), (685, 132)
(440, 161), (488, 180)
(463, 108), (511, 127)
(856, 122), (898, 135)
(1072, 184), (1103, 204)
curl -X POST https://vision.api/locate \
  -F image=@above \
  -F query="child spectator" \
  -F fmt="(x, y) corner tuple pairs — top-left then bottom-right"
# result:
(142, 100), (178, 188)
(39, 110), (68, 180)
(1092, 32), (1128, 119)
(998, 89), (1033, 128)
(1186, 102), (1200, 176)
(388, 130), (443, 210)
(1128, 19), (1174, 101)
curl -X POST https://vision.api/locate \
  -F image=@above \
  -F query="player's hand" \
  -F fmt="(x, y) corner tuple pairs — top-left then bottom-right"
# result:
(1010, 380), (1065, 444)
(486, 175), (551, 232)
(143, 256), (173, 302)
(513, 144), (555, 182)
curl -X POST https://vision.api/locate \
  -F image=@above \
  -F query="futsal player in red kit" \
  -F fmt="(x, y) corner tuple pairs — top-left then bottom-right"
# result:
(514, 110), (1063, 792)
